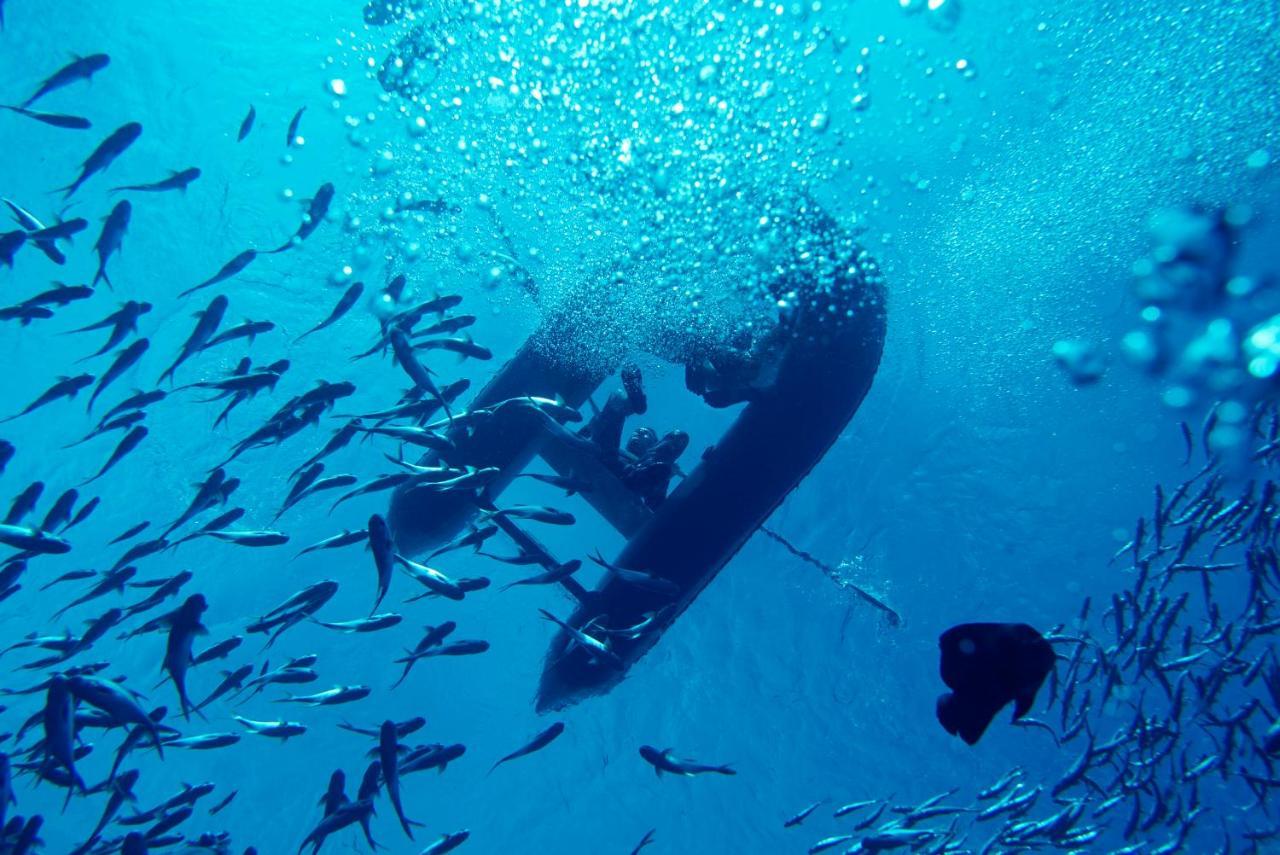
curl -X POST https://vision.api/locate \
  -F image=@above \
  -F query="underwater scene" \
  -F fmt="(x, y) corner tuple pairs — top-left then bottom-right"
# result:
(1, 0), (1279, 852)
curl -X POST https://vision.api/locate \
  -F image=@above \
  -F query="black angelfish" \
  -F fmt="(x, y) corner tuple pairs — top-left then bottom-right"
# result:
(936, 622), (1054, 745)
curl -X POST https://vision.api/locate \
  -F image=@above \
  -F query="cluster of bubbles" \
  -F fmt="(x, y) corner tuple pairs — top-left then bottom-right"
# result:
(1052, 191), (1280, 458)
(1121, 204), (1279, 451)
(333, 0), (899, 371)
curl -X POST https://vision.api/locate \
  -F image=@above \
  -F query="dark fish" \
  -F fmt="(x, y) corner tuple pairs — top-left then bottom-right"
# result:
(936, 622), (1056, 745)
(415, 336), (492, 361)
(62, 495), (99, 532)
(4, 480), (42, 524)
(296, 281), (363, 341)
(0, 304), (53, 325)
(0, 439), (13, 475)
(70, 300), (151, 358)
(0, 230), (25, 267)
(28, 216), (88, 244)
(179, 250), (256, 298)
(22, 54), (110, 107)
(0, 104), (91, 129)
(201, 319), (273, 351)
(19, 282), (93, 308)
(295, 528), (367, 558)
(379, 720), (416, 839)
(389, 327), (451, 418)
(38, 488), (78, 532)
(158, 295), (228, 383)
(96, 388), (165, 424)
(237, 105), (255, 141)
(2, 373), (94, 422)
(60, 122), (142, 199)
(421, 831), (470, 855)
(368, 514), (395, 613)
(87, 338), (148, 412)
(209, 790), (237, 815)
(269, 181), (333, 254)
(3, 197), (65, 264)
(88, 200), (132, 291)
(111, 167), (201, 194)
(109, 520), (150, 544)
(163, 594), (209, 718)
(639, 745), (735, 777)
(489, 722), (565, 773)
(192, 636), (243, 666)
(82, 426), (147, 485)
(286, 106), (306, 147)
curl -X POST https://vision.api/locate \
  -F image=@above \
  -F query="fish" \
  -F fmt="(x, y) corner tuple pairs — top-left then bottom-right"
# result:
(638, 745), (735, 777)
(295, 528), (368, 558)
(0, 104), (91, 128)
(501, 559), (582, 591)
(269, 181), (333, 253)
(246, 580), (338, 647)
(379, 720), (417, 839)
(42, 675), (87, 792)
(21, 54), (110, 107)
(111, 167), (201, 193)
(158, 294), (228, 383)
(162, 594), (209, 718)
(18, 282), (93, 308)
(87, 201), (131, 292)
(286, 106), (306, 146)
(415, 335), (493, 361)
(0, 229), (25, 267)
(60, 122), (142, 198)
(313, 613), (401, 633)
(4, 480), (42, 524)
(368, 514), (396, 612)
(233, 715), (307, 740)
(2, 373), (94, 423)
(515, 470), (592, 496)
(540, 608), (623, 669)
(69, 300), (151, 358)
(38, 488), (78, 531)
(82, 425), (147, 484)
(395, 553), (465, 601)
(389, 327), (452, 418)
(0, 304), (53, 325)
(276, 685), (371, 706)
(201, 318), (274, 351)
(421, 831), (470, 855)
(194, 665), (253, 712)
(192, 635), (244, 667)
(628, 829), (656, 855)
(81, 768), (139, 847)
(165, 732), (240, 750)
(87, 338), (148, 412)
(784, 800), (824, 827)
(199, 528), (287, 547)
(296, 281), (363, 341)
(489, 721), (565, 773)
(209, 790), (237, 815)
(588, 552), (680, 597)
(484, 505), (576, 526)
(237, 105), (255, 141)
(66, 675), (163, 757)
(179, 249), (257, 298)
(0, 523), (70, 554)
(64, 410), (145, 448)
(109, 520), (151, 544)
(391, 621), (456, 687)
(936, 622), (1056, 745)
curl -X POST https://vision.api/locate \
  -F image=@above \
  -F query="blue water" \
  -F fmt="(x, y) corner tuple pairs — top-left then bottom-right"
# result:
(1, 1), (1279, 852)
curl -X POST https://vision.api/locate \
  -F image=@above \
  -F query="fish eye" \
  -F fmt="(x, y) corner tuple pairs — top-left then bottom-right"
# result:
(958, 638), (975, 655)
